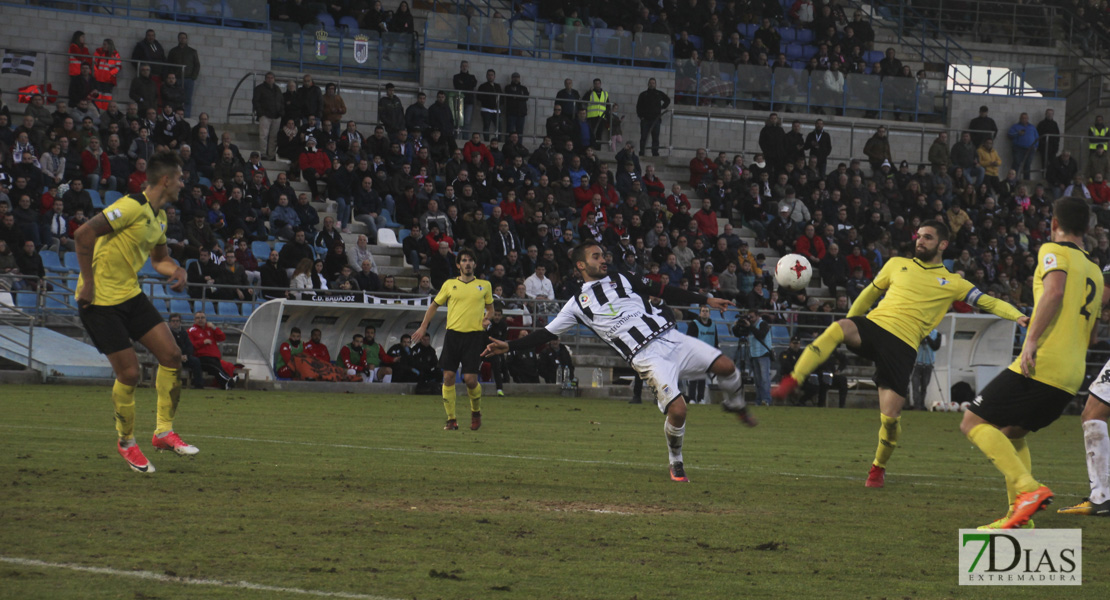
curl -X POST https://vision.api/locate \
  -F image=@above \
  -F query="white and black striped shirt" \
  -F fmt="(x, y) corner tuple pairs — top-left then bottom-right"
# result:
(544, 273), (677, 361)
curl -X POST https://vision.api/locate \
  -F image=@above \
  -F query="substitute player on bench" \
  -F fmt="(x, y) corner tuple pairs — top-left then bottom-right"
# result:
(74, 151), (196, 474)
(773, 220), (1029, 488)
(482, 242), (757, 483)
(962, 197), (1104, 529)
(412, 248), (494, 431)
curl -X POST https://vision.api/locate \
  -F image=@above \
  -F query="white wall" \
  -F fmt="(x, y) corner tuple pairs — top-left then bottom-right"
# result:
(0, 5), (270, 121)
(947, 92), (1067, 178)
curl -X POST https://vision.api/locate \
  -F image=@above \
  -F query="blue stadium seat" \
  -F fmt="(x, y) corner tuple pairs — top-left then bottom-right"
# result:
(770, 325), (790, 345)
(197, 176), (212, 188)
(380, 208), (400, 228)
(104, 191), (123, 205)
(716, 323), (733, 340)
(942, 259), (954, 271)
(676, 321), (688, 334)
(316, 12), (339, 35)
(63, 252), (81, 271)
(169, 299), (193, 315)
(779, 27), (795, 42)
(44, 293), (76, 315)
(252, 241), (272, 262)
(88, 189), (103, 209)
(687, 34), (703, 51)
(40, 250), (64, 273)
(740, 23), (758, 38)
(216, 301), (245, 321)
(15, 292), (38, 309)
(185, 259), (198, 273)
(398, 228), (411, 243)
(795, 29), (814, 43)
(163, 283), (189, 298)
(785, 43), (804, 60)
(274, 241), (286, 254)
(865, 49), (884, 65)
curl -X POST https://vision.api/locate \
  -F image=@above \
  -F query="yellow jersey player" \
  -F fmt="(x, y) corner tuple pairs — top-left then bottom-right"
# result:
(773, 219), (1029, 487)
(960, 197), (1103, 529)
(74, 151), (194, 474)
(411, 248), (494, 431)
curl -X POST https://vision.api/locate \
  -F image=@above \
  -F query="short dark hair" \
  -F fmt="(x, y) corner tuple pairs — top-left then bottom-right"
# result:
(169, 313), (181, 320)
(1054, 196), (1090, 236)
(920, 219), (950, 242)
(290, 327), (301, 335)
(147, 150), (183, 186)
(456, 247), (476, 264)
(571, 241), (601, 267)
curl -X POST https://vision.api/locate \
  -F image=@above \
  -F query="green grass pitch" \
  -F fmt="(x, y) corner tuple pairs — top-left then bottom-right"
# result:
(0, 385), (1105, 599)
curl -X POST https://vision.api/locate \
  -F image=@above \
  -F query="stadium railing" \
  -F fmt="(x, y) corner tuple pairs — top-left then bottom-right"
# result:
(1, 0), (269, 29)
(0, 50), (186, 106)
(423, 11), (674, 69)
(269, 24), (420, 81)
(870, 0), (1056, 49)
(677, 63), (945, 123)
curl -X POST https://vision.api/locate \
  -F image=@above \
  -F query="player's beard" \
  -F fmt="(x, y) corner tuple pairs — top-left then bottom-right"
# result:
(914, 244), (939, 262)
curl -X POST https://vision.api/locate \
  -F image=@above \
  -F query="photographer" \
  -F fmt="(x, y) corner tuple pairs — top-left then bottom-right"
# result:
(733, 309), (773, 406)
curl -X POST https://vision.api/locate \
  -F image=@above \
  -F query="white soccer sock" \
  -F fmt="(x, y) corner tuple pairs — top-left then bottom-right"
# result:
(382, 373), (392, 383)
(717, 369), (745, 409)
(1084, 420), (1110, 504)
(664, 421), (685, 465)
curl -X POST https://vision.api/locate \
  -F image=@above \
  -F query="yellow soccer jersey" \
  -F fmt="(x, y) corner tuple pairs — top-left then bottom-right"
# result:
(859, 257), (985, 349)
(433, 277), (493, 332)
(76, 193), (167, 306)
(1007, 242), (1103, 394)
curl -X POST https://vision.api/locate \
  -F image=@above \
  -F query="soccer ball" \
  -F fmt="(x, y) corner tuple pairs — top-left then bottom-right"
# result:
(775, 254), (813, 290)
(959, 401), (971, 413)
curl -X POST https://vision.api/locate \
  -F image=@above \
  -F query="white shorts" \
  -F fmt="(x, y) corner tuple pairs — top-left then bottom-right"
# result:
(630, 327), (723, 413)
(1089, 358), (1110, 405)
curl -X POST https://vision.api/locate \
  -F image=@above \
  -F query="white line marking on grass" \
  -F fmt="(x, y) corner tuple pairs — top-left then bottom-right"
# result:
(0, 556), (405, 600)
(0, 424), (1082, 491)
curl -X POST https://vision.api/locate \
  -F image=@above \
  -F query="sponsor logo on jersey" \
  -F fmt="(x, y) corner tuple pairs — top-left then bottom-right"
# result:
(579, 293), (590, 305)
(106, 208), (123, 221)
(1043, 253), (1057, 270)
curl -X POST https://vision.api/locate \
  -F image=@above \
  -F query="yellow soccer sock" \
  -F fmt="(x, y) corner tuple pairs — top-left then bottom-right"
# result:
(873, 413), (901, 469)
(442, 384), (457, 421)
(112, 380), (137, 441)
(467, 383), (482, 413)
(154, 365), (181, 436)
(792, 322), (845, 380)
(968, 424), (1039, 496)
(1004, 437), (1032, 507)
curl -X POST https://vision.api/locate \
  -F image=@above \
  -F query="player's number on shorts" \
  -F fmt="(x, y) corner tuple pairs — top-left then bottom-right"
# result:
(1080, 277), (1097, 320)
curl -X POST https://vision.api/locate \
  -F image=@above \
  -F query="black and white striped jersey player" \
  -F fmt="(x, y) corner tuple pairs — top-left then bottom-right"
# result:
(483, 242), (757, 483)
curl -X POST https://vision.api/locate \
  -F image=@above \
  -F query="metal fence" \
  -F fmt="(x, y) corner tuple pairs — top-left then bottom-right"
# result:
(2, 0), (268, 28)
(423, 11), (673, 69)
(874, 0), (1056, 48)
(270, 25), (420, 81)
(676, 63), (944, 122)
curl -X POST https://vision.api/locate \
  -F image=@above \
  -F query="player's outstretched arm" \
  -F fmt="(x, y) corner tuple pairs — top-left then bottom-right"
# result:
(73, 213), (114, 307)
(846, 283), (884, 318)
(409, 301), (440, 347)
(485, 328), (558, 357)
(970, 291), (1028, 326)
(150, 245), (188, 292)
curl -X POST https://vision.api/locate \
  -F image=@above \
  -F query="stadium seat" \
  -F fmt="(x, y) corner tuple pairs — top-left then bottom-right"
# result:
(779, 28), (795, 42)
(41, 250), (64, 273)
(520, 2), (539, 20)
(88, 189), (103, 209)
(687, 34), (703, 51)
(770, 325), (790, 345)
(865, 49), (884, 65)
(63, 252), (81, 271)
(44, 293), (75, 315)
(197, 176), (212, 188)
(785, 43), (804, 60)
(316, 12), (339, 34)
(943, 259), (954, 271)
(217, 301), (245, 321)
(104, 191), (123, 205)
(795, 29), (814, 43)
(169, 299), (193, 315)
(676, 322), (688, 334)
(740, 23), (758, 38)
(397, 228), (411, 243)
(15, 292), (38, 309)
(252, 241), (272, 262)
(163, 283), (189, 298)
(380, 208), (400, 228)
(377, 228), (401, 247)
(274, 241), (286, 253)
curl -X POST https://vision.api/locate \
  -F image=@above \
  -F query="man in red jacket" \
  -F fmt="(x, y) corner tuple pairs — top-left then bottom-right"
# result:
(187, 311), (237, 389)
(689, 148), (715, 188)
(304, 328), (332, 362)
(297, 136), (331, 201)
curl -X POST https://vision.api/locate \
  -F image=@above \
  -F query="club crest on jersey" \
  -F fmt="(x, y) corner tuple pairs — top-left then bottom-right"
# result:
(937, 277), (948, 286)
(477, 285), (484, 291)
(579, 293), (590, 305)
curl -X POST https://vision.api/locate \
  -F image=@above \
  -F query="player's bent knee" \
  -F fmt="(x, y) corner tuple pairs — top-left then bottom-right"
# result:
(1082, 396), (1110, 422)
(160, 348), (183, 369)
(709, 355), (735, 374)
(117, 366), (141, 386)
